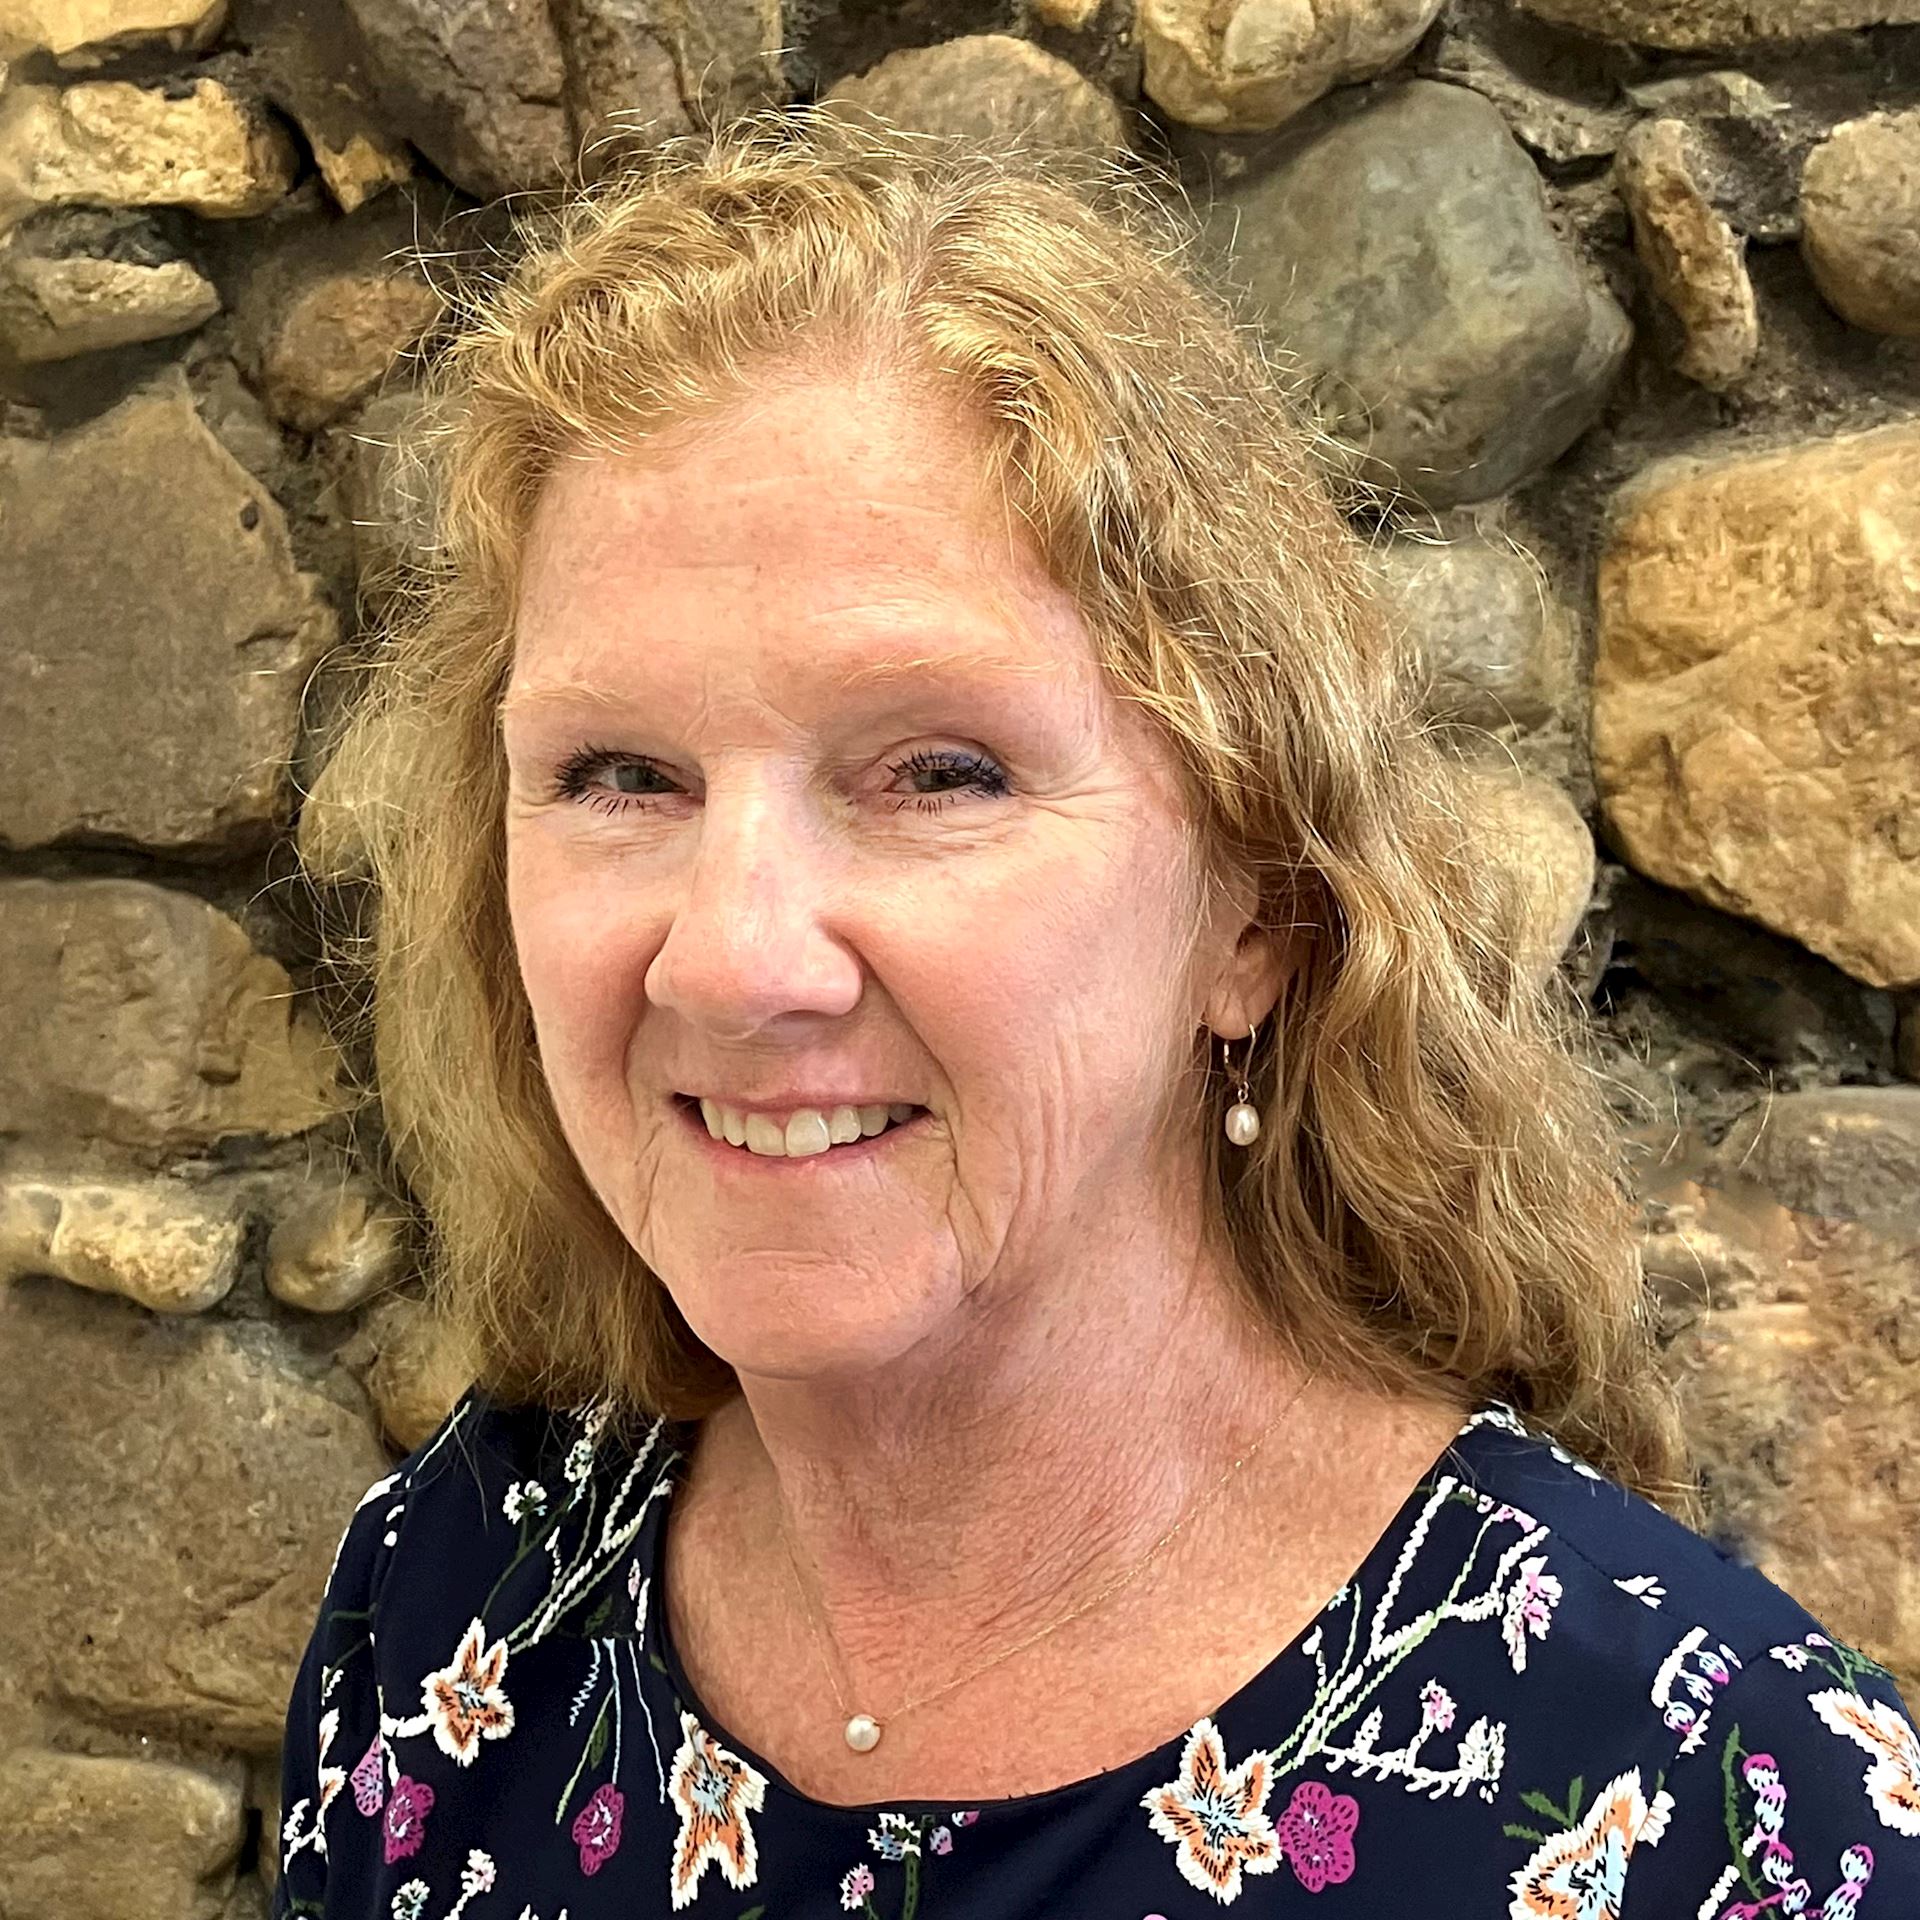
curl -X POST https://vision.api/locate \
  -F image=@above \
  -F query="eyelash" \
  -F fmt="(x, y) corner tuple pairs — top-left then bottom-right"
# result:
(547, 742), (1011, 816)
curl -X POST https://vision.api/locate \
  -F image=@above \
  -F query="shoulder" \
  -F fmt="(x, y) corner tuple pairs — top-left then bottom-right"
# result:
(1436, 1404), (1920, 1915)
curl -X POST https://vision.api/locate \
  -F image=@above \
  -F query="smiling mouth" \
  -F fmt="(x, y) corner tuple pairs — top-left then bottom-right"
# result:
(672, 1095), (927, 1159)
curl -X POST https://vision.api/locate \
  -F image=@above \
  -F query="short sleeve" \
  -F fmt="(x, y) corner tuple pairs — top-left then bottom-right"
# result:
(270, 1470), (400, 1919)
(1621, 1635), (1920, 1918)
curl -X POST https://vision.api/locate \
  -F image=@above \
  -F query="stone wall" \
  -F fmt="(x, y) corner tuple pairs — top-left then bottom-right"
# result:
(1, 3), (1917, 1914)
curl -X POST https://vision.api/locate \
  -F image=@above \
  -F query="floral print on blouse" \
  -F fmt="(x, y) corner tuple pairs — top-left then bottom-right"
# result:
(271, 1388), (1920, 1918)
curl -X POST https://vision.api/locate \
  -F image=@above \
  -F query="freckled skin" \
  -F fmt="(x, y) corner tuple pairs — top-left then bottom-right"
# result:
(502, 373), (1265, 1399)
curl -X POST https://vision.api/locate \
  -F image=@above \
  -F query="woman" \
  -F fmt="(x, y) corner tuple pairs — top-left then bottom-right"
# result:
(275, 113), (1920, 1918)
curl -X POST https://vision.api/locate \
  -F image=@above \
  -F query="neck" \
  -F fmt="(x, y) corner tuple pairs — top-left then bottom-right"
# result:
(695, 1208), (1329, 1716)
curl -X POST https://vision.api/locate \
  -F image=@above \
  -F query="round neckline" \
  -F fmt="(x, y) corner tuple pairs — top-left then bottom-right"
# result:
(642, 1399), (1495, 1822)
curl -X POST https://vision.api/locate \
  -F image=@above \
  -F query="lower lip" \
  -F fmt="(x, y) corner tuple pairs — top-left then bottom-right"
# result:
(673, 1099), (924, 1169)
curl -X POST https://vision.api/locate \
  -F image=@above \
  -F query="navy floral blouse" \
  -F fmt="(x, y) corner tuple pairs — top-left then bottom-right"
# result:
(272, 1387), (1920, 1919)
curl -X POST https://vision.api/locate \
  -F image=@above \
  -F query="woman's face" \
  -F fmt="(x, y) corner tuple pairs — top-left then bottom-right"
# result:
(502, 372), (1249, 1383)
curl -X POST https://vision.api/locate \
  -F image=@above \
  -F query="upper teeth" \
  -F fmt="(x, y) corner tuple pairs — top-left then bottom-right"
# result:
(697, 1101), (917, 1157)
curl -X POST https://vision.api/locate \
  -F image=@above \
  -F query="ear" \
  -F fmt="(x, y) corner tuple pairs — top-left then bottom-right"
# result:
(1197, 865), (1293, 1041)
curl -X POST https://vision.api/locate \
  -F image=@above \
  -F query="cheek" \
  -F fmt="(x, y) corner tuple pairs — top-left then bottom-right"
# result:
(506, 833), (660, 1088)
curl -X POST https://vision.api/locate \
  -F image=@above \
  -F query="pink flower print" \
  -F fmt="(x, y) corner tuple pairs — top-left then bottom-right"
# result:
(1420, 1681), (1457, 1732)
(350, 1734), (385, 1817)
(1501, 1555), (1563, 1673)
(572, 1781), (625, 1876)
(840, 1862), (876, 1909)
(930, 1825), (953, 1855)
(1276, 1780), (1359, 1893)
(383, 1776), (436, 1865)
(955, 1809), (979, 1826)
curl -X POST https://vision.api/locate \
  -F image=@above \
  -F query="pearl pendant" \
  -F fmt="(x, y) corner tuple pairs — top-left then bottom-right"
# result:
(1224, 1101), (1261, 1147)
(844, 1714), (881, 1752)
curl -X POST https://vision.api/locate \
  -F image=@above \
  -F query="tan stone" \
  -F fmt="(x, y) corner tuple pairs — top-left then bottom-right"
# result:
(0, 0), (223, 61)
(266, 1174), (409, 1313)
(1615, 118), (1758, 391)
(0, 250), (218, 360)
(0, 79), (297, 233)
(1516, 0), (1920, 45)
(825, 34), (1128, 156)
(1141, 0), (1441, 134)
(0, 1278), (391, 1750)
(1801, 110), (1920, 342)
(307, 123), (412, 213)
(1592, 425), (1920, 990)
(1659, 1186), (1920, 1703)
(359, 1291), (473, 1450)
(1453, 766), (1596, 987)
(0, 370), (336, 859)
(0, 1171), (245, 1313)
(0, 879), (345, 1161)
(234, 209), (443, 432)
(0, 1749), (243, 1920)
(1029, 0), (1100, 26)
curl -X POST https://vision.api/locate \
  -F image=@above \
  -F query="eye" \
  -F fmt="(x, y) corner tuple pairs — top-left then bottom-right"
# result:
(879, 744), (1006, 814)
(549, 743), (680, 815)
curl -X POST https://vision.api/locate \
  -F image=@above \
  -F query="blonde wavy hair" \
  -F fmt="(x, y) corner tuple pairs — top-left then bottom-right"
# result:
(314, 106), (1700, 1521)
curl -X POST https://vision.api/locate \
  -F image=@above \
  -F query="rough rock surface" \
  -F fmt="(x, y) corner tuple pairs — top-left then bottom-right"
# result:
(826, 34), (1129, 155)
(0, 1170), (246, 1314)
(1515, 0), (1920, 42)
(0, 878), (345, 1160)
(0, 1748), (244, 1920)
(1801, 110), (1920, 341)
(0, 371), (336, 858)
(1715, 1087), (1920, 1234)
(0, 0), (223, 60)
(1142, 0), (1441, 134)
(231, 201), (443, 431)
(1453, 766), (1596, 986)
(266, 1173), (409, 1313)
(341, 0), (567, 199)
(1207, 81), (1632, 506)
(552, 0), (786, 159)
(1591, 424), (1920, 991)
(0, 78), (296, 230)
(1367, 534), (1573, 737)
(353, 1291), (472, 1449)
(1614, 117), (1758, 391)
(0, 1277), (391, 1750)
(0, 248), (218, 360)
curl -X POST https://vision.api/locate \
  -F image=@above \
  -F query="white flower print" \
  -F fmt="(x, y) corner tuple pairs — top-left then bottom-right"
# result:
(502, 1481), (548, 1523)
(1141, 1717), (1282, 1904)
(840, 1863), (876, 1908)
(1501, 1555), (1562, 1673)
(414, 1618), (517, 1765)
(1809, 1688), (1920, 1836)
(667, 1710), (768, 1910)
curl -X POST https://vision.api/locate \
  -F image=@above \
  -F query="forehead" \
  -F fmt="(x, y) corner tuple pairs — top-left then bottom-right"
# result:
(506, 375), (1103, 717)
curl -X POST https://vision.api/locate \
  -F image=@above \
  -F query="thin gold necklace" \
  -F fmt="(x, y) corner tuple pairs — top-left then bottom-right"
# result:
(774, 1368), (1319, 1754)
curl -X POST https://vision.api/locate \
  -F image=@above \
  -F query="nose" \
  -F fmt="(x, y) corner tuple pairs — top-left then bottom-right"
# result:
(642, 779), (864, 1039)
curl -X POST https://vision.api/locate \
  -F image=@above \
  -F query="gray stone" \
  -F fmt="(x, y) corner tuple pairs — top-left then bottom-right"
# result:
(825, 34), (1129, 157)
(0, 878), (345, 1161)
(342, 0), (568, 199)
(0, 1277), (391, 1750)
(0, 370), (337, 859)
(0, 1170), (246, 1314)
(1367, 534), (1572, 736)
(552, 0), (786, 162)
(0, 206), (219, 358)
(1716, 1088), (1920, 1236)
(0, 1749), (243, 1920)
(1208, 81), (1632, 507)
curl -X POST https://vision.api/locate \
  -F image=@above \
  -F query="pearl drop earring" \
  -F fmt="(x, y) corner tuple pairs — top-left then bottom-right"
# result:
(1222, 1022), (1261, 1147)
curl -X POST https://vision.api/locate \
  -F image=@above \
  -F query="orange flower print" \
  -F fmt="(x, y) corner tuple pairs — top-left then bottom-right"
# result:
(668, 1710), (768, 1911)
(1507, 1767), (1669, 1920)
(1141, 1717), (1282, 1905)
(421, 1617), (517, 1766)
(1809, 1689), (1920, 1836)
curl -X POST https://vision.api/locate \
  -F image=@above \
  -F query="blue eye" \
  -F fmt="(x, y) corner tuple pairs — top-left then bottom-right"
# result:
(547, 742), (1011, 816)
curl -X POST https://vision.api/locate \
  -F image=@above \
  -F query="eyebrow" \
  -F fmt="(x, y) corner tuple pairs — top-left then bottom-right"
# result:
(496, 643), (1058, 723)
